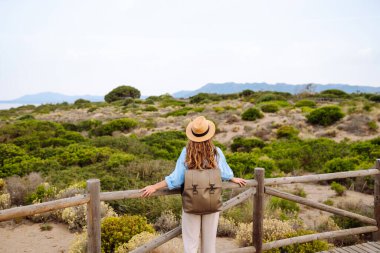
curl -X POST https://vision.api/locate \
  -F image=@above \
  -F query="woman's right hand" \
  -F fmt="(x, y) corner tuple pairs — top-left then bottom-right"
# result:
(230, 177), (247, 187)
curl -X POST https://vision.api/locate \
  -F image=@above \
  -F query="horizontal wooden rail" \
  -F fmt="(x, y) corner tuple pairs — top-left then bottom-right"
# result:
(223, 226), (379, 253)
(266, 187), (377, 225)
(1, 168), (377, 222)
(99, 168), (378, 202)
(264, 168), (378, 186)
(0, 195), (90, 222)
(130, 188), (256, 253)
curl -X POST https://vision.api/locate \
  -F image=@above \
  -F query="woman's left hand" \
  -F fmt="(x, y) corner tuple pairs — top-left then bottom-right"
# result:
(139, 185), (157, 197)
(230, 177), (247, 187)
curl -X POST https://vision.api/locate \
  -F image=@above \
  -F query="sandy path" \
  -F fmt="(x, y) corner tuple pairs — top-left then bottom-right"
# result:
(0, 221), (75, 253)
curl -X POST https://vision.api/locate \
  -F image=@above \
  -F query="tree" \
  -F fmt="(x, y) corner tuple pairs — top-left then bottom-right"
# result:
(104, 85), (141, 103)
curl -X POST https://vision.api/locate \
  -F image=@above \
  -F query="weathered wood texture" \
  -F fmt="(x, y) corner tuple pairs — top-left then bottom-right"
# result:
(1, 168), (378, 223)
(130, 187), (256, 253)
(266, 187), (377, 225)
(224, 226), (379, 253)
(373, 159), (380, 241)
(87, 179), (101, 253)
(319, 241), (380, 252)
(0, 195), (89, 222)
(253, 168), (264, 253)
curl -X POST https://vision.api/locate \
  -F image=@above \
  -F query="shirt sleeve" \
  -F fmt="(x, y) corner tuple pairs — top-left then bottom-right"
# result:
(165, 147), (187, 190)
(217, 147), (234, 181)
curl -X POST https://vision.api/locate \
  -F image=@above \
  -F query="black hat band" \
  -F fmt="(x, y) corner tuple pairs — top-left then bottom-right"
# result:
(191, 126), (210, 137)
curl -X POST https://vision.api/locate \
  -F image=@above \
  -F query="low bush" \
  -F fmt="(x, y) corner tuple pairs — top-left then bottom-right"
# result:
(143, 105), (158, 112)
(332, 200), (373, 229)
(276, 125), (299, 139)
(330, 182), (346, 196)
(241, 108), (264, 121)
(320, 89), (349, 98)
(295, 99), (316, 108)
(260, 103), (279, 113)
(25, 182), (56, 204)
(165, 107), (192, 117)
(324, 157), (359, 173)
(306, 106), (345, 126)
(154, 210), (179, 233)
(268, 197), (300, 215)
(141, 131), (187, 160)
(91, 118), (138, 136)
(230, 137), (265, 152)
(369, 94), (380, 102)
(116, 232), (158, 253)
(101, 215), (155, 253)
(217, 216), (237, 237)
(256, 93), (287, 103)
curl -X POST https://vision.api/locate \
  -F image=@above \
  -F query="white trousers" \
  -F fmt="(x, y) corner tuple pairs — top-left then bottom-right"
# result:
(181, 209), (220, 253)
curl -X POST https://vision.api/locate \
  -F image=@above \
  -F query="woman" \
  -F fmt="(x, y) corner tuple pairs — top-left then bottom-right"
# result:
(140, 116), (246, 253)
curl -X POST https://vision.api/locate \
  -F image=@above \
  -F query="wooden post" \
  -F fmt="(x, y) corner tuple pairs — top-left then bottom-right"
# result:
(87, 179), (101, 253)
(253, 168), (265, 253)
(373, 159), (380, 241)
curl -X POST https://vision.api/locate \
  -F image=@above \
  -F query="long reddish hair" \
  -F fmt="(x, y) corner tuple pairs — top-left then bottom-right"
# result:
(185, 139), (219, 170)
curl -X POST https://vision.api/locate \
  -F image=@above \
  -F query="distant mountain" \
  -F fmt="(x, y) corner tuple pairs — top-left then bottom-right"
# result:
(172, 82), (380, 98)
(0, 92), (104, 104)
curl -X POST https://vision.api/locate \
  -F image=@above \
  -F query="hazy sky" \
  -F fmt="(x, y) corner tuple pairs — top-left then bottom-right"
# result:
(1, 0), (379, 100)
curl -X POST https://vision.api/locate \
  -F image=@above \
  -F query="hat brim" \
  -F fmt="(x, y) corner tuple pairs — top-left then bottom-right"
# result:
(186, 120), (216, 142)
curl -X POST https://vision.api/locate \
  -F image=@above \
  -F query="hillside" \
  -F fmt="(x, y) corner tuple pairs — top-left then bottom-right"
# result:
(0, 89), (379, 252)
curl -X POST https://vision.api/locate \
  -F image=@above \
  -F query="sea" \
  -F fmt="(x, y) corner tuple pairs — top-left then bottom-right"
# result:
(0, 103), (41, 110)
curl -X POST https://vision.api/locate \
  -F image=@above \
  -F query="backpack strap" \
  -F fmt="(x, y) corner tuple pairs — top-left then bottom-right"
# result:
(191, 170), (198, 195)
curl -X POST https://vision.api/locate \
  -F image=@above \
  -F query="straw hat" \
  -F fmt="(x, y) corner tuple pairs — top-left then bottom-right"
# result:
(186, 116), (216, 142)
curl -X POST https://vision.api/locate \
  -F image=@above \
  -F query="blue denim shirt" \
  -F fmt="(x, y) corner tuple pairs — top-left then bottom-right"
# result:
(165, 147), (234, 190)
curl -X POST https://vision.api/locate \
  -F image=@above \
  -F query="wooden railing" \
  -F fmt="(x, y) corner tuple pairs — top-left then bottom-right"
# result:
(0, 159), (379, 253)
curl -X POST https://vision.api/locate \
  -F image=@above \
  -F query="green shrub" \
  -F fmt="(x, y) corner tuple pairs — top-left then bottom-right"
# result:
(320, 89), (349, 98)
(292, 186), (306, 198)
(1, 156), (60, 177)
(165, 107), (192, 117)
(278, 230), (330, 253)
(306, 106), (345, 126)
(369, 94), (380, 102)
(101, 215), (154, 253)
(330, 181), (346, 196)
(240, 89), (255, 97)
(76, 119), (102, 131)
(17, 114), (35, 120)
(275, 158), (301, 173)
(74, 98), (91, 105)
(25, 183), (56, 204)
(226, 152), (276, 178)
(324, 157), (359, 173)
(189, 93), (222, 104)
(269, 197), (300, 214)
(368, 121), (378, 131)
(0, 143), (26, 166)
(295, 99), (316, 108)
(104, 85), (141, 102)
(106, 153), (135, 169)
(256, 93), (286, 103)
(241, 108), (264, 121)
(276, 125), (299, 139)
(331, 200), (373, 229)
(89, 136), (150, 156)
(54, 144), (113, 167)
(141, 131), (187, 160)
(260, 103), (279, 113)
(91, 118), (138, 136)
(230, 137), (265, 152)
(323, 199), (334, 206)
(143, 105), (158, 112)
(192, 107), (205, 113)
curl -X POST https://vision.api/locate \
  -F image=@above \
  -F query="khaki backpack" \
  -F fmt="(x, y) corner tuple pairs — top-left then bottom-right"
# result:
(181, 168), (222, 214)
